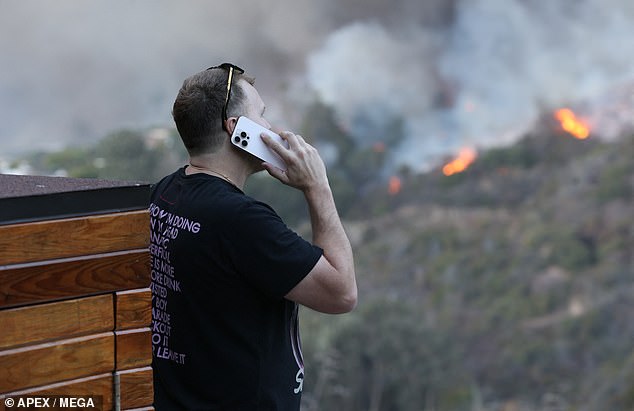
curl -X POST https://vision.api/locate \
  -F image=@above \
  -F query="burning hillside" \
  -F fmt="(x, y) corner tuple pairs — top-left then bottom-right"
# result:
(554, 108), (590, 139)
(442, 147), (478, 176)
(302, 128), (634, 411)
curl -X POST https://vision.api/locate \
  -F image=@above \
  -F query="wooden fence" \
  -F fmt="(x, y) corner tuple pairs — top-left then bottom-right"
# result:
(0, 175), (152, 410)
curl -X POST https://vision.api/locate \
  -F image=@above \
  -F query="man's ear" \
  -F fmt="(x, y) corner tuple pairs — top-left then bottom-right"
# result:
(224, 117), (238, 135)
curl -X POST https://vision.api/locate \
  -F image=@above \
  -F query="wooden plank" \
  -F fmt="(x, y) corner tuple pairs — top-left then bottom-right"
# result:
(0, 373), (113, 410)
(0, 333), (114, 392)
(116, 289), (152, 330)
(117, 366), (153, 409)
(115, 328), (152, 371)
(0, 210), (149, 265)
(0, 294), (114, 350)
(0, 250), (150, 309)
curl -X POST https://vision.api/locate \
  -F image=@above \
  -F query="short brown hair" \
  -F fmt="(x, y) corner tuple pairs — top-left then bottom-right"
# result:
(172, 68), (254, 156)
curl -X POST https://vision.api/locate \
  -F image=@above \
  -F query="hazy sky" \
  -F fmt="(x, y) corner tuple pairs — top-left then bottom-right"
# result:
(2, 0), (633, 168)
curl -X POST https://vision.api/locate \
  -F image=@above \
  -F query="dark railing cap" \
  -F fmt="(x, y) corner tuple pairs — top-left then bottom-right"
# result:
(0, 174), (150, 225)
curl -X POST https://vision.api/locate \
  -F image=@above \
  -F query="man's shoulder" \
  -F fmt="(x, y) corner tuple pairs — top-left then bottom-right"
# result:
(150, 168), (182, 195)
(149, 169), (281, 221)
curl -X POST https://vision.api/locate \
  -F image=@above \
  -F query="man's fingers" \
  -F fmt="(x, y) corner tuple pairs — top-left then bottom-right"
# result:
(279, 130), (303, 150)
(263, 131), (307, 160)
(262, 162), (288, 182)
(261, 133), (290, 159)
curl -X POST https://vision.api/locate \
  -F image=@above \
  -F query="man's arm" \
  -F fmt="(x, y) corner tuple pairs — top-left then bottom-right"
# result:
(262, 131), (357, 314)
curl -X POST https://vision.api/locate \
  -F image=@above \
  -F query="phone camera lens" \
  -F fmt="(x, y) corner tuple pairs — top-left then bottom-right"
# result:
(234, 136), (241, 143)
(241, 140), (248, 147)
(241, 131), (247, 138)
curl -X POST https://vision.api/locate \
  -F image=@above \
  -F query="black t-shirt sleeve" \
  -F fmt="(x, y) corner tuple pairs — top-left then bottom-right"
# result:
(223, 198), (323, 299)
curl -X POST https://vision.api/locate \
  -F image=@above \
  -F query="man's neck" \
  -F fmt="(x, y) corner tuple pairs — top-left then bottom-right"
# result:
(187, 151), (251, 190)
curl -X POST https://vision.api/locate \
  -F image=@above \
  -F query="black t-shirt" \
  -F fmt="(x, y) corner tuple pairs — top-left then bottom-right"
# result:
(149, 167), (322, 410)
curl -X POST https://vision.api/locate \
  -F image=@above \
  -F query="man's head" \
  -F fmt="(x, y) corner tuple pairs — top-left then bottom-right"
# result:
(172, 65), (257, 156)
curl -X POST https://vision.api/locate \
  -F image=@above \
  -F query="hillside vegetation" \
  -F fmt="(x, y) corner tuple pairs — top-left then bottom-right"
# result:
(18, 118), (634, 410)
(298, 130), (634, 411)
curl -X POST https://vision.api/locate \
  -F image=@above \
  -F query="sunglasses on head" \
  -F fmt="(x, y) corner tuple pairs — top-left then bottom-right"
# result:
(207, 63), (245, 123)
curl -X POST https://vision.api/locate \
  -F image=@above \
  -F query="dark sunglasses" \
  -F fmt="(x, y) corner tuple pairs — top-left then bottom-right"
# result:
(207, 63), (245, 122)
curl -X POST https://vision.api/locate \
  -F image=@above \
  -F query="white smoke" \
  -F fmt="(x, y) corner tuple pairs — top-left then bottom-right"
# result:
(308, 22), (439, 127)
(0, 0), (331, 154)
(2, 0), (634, 168)
(306, 0), (634, 170)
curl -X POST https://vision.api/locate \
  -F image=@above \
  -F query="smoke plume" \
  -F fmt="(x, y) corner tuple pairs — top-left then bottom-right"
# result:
(1, 0), (633, 169)
(306, 0), (634, 169)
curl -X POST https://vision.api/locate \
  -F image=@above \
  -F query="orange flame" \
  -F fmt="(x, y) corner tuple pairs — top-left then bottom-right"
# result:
(442, 147), (477, 176)
(554, 108), (589, 139)
(388, 176), (402, 195)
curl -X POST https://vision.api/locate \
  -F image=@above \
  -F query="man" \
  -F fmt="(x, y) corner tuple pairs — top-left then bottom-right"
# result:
(149, 63), (356, 410)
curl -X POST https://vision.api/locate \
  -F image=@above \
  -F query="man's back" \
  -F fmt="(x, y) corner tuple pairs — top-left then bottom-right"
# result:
(150, 168), (322, 410)
(152, 64), (356, 409)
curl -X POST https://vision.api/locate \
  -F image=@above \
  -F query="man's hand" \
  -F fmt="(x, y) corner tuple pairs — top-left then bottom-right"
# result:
(260, 131), (328, 193)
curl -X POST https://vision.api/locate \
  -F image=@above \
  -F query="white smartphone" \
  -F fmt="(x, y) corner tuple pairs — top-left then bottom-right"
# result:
(230, 116), (288, 171)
